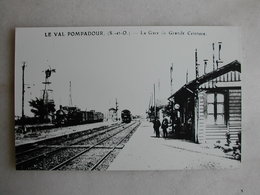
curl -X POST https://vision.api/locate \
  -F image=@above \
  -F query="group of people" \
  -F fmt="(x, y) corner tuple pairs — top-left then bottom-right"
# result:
(153, 117), (169, 138)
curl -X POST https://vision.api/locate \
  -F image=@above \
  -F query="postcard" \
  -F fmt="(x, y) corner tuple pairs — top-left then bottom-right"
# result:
(15, 26), (242, 170)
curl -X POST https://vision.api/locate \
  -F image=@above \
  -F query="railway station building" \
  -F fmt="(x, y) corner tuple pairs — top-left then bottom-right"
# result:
(168, 60), (241, 145)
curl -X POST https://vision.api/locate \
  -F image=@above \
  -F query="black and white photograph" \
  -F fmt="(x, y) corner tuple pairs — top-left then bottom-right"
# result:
(15, 26), (242, 171)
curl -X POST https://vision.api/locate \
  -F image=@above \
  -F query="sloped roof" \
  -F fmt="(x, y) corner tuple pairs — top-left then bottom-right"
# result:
(168, 60), (241, 100)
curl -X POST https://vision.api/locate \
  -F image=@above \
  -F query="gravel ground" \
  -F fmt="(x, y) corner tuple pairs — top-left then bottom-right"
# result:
(95, 149), (121, 171)
(94, 128), (138, 171)
(59, 148), (111, 171)
(16, 123), (125, 168)
(58, 122), (140, 171)
(17, 121), (140, 170)
(16, 147), (56, 163)
(18, 148), (86, 170)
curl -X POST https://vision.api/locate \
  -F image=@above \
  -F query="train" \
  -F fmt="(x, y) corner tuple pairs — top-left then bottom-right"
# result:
(121, 109), (132, 123)
(54, 106), (104, 126)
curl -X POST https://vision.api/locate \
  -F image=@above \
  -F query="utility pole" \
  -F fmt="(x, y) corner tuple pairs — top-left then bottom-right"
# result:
(154, 83), (156, 119)
(21, 62), (26, 132)
(195, 49), (200, 79)
(212, 43), (215, 71)
(170, 63), (173, 95)
(69, 81), (73, 106)
(115, 98), (118, 120)
(194, 49), (199, 143)
(186, 69), (189, 84)
(148, 94), (151, 110)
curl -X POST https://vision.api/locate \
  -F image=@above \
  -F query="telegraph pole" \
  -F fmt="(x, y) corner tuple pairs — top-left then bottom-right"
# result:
(115, 98), (118, 120)
(194, 49), (199, 143)
(170, 63), (173, 95)
(69, 81), (73, 106)
(212, 43), (215, 71)
(186, 69), (189, 84)
(21, 62), (26, 132)
(195, 49), (200, 79)
(154, 83), (156, 119)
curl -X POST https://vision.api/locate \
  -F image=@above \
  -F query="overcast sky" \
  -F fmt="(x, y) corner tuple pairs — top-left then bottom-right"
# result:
(15, 26), (241, 117)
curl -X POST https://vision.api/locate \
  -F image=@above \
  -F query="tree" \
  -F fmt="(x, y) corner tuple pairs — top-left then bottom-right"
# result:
(29, 97), (56, 122)
(162, 102), (173, 117)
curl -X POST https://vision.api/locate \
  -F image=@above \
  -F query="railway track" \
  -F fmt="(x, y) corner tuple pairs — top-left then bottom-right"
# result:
(54, 121), (140, 171)
(15, 125), (107, 156)
(90, 123), (139, 171)
(16, 123), (124, 169)
(16, 121), (139, 170)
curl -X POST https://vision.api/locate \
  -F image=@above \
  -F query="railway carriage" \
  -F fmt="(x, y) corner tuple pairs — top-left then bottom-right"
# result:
(54, 106), (104, 126)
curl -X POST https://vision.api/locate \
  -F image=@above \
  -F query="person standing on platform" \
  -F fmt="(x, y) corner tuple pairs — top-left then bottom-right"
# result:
(153, 118), (161, 138)
(161, 118), (168, 138)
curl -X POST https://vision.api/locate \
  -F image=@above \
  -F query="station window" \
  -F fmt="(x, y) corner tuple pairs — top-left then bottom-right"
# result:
(206, 92), (225, 124)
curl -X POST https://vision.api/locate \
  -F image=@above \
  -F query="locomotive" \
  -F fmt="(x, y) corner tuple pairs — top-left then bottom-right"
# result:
(54, 106), (104, 126)
(121, 109), (132, 123)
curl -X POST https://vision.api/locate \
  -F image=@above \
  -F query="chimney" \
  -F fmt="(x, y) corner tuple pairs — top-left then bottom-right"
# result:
(216, 42), (223, 69)
(204, 59), (208, 74)
(218, 42), (222, 60)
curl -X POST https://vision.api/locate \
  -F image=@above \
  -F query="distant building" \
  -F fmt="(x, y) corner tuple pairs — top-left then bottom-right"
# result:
(168, 60), (241, 144)
(108, 108), (117, 121)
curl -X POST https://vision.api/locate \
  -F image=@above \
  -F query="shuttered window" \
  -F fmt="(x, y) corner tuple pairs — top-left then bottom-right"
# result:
(206, 93), (225, 124)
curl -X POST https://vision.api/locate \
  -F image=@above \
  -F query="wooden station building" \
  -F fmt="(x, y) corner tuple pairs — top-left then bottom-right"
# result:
(168, 60), (241, 144)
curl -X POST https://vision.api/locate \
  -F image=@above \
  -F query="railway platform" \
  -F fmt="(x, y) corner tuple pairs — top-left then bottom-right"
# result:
(15, 121), (118, 147)
(109, 120), (240, 170)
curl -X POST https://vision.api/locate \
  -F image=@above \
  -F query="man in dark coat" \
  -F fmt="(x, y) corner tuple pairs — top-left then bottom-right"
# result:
(153, 118), (161, 138)
(161, 118), (168, 138)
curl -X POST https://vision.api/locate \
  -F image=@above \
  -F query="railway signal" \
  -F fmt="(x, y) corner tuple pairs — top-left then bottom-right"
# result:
(42, 66), (56, 120)
(42, 67), (55, 102)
